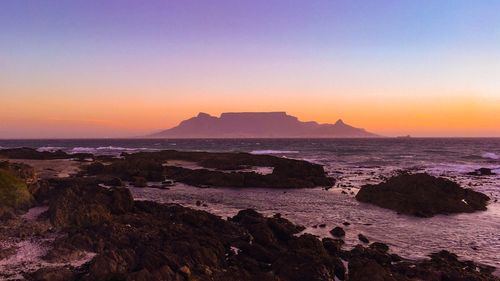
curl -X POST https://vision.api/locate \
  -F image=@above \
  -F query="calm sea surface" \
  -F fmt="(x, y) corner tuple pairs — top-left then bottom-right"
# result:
(1, 138), (499, 268)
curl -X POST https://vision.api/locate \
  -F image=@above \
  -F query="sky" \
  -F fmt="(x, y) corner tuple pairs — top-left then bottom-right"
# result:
(1, 0), (499, 138)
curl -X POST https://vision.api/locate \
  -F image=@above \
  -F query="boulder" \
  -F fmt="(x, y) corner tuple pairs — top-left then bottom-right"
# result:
(358, 234), (369, 243)
(322, 238), (344, 256)
(369, 242), (389, 253)
(356, 173), (490, 217)
(330, 227), (345, 238)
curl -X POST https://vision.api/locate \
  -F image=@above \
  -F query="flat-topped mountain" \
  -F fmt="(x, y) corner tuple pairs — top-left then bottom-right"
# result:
(149, 112), (378, 138)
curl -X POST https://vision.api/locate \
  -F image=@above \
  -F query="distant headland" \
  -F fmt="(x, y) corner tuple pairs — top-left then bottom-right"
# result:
(149, 112), (378, 138)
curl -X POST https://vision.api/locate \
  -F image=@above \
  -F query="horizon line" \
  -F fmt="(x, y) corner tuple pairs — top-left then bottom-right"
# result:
(2, 136), (500, 141)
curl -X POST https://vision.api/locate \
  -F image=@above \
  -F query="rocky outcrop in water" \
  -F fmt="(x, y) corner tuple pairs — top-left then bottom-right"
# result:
(468, 168), (496, 176)
(0, 147), (92, 160)
(356, 173), (490, 217)
(84, 150), (335, 189)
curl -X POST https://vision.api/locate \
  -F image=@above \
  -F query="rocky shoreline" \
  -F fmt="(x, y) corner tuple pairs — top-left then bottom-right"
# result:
(0, 148), (498, 280)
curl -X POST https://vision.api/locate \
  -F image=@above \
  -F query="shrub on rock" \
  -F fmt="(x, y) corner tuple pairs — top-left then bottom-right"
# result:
(0, 168), (33, 210)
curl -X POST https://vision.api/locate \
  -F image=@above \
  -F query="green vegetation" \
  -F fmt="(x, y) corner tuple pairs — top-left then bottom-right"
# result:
(0, 168), (33, 209)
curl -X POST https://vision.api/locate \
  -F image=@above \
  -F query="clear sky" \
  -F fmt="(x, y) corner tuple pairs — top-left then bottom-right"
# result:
(1, 0), (499, 138)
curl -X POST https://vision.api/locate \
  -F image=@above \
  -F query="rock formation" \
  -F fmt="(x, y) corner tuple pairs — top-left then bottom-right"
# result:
(356, 173), (490, 217)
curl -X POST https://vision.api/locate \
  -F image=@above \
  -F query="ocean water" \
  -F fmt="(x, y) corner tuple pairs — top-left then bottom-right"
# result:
(1, 138), (499, 269)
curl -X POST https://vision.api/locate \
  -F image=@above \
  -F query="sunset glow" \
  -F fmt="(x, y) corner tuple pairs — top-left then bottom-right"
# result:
(1, 0), (499, 138)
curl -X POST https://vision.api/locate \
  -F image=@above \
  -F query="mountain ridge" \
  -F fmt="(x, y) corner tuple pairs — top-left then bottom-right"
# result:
(149, 112), (378, 138)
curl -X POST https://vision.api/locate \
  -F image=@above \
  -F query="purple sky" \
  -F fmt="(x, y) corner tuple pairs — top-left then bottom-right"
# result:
(1, 0), (499, 137)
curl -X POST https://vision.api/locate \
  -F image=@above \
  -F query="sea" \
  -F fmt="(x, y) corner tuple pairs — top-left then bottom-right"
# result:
(1, 138), (499, 270)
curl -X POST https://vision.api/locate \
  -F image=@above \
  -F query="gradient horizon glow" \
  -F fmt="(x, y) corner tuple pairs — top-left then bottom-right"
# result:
(1, 0), (499, 138)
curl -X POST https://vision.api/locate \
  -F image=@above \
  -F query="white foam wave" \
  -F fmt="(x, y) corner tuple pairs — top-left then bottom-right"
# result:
(426, 163), (480, 174)
(71, 147), (97, 153)
(97, 146), (135, 151)
(250, 150), (299, 155)
(482, 152), (499, 160)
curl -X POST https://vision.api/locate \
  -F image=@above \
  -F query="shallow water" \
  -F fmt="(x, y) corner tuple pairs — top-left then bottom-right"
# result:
(130, 182), (500, 269)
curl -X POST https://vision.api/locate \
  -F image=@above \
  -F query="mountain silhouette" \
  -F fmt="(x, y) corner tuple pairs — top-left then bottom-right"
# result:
(149, 112), (378, 138)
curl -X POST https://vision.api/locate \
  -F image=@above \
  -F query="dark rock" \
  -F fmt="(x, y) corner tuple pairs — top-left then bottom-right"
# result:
(34, 182), (500, 281)
(356, 173), (490, 217)
(0, 147), (69, 160)
(163, 165), (332, 189)
(342, 221), (350, 226)
(330, 227), (345, 237)
(272, 233), (341, 281)
(369, 242), (389, 253)
(358, 234), (369, 243)
(468, 168), (496, 176)
(85, 162), (105, 175)
(196, 200), (201, 206)
(318, 223), (326, 228)
(132, 177), (147, 188)
(346, 244), (499, 281)
(348, 258), (398, 281)
(322, 238), (344, 255)
(415, 250), (498, 280)
(30, 267), (74, 281)
(107, 177), (124, 187)
(48, 184), (133, 228)
(85, 150), (335, 189)
(231, 208), (305, 245)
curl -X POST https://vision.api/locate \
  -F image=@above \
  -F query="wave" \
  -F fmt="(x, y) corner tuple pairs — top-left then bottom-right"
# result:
(71, 147), (98, 153)
(36, 146), (66, 152)
(97, 146), (137, 151)
(482, 152), (499, 160)
(250, 150), (299, 155)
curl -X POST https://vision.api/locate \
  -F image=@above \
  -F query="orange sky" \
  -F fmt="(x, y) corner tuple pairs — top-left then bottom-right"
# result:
(2, 88), (499, 138)
(1, 1), (499, 138)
